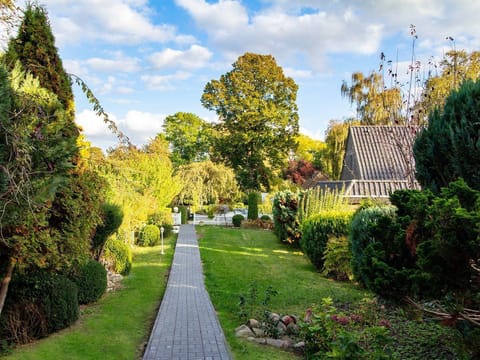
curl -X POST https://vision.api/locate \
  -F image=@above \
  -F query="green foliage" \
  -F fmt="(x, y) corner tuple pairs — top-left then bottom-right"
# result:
(260, 214), (271, 221)
(238, 282), (279, 338)
(70, 260), (107, 305)
(324, 120), (352, 179)
(414, 79), (480, 192)
(232, 214), (244, 227)
(201, 52), (299, 191)
(300, 297), (392, 360)
(179, 206), (188, 224)
(247, 191), (260, 220)
(350, 180), (480, 302)
(4, 3), (74, 110)
(1, 270), (78, 344)
(272, 190), (302, 246)
(349, 205), (398, 292)
(322, 236), (353, 281)
(299, 186), (350, 222)
(103, 235), (132, 275)
(92, 203), (123, 260)
(163, 112), (211, 166)
(300, 210), (354, 270)
(176, 160), (239, 209)
(138, 224), (160, 247)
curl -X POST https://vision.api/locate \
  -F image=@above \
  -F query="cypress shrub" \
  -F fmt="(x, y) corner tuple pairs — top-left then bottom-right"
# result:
(300, 210), (353, 270)
(70, 260), (107, 304)
(322, 236), (353, 281)
(137, 224), (160, 246)
(103, 235), (132, 275)
(92, 203), (123, 260)
(247, 192), (260, 220)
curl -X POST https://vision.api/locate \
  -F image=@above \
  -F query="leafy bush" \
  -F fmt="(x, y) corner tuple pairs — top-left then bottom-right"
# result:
(137, 224), (160, 246)
(272, 190), (302, 246)
(92, 203), (123, 260)
(322, 236), (353, 281)
(300, 297), (392, 359)
(247, 192), (260, 220)
(232, 214), (244, 227)
(260, 214), (271, 221)
(1, 270), (79, 344)
(350, 180), (480, 302)
(300, 210), (353, 270)
(103, 235), (132, 275)
(70, 260), (107, 304)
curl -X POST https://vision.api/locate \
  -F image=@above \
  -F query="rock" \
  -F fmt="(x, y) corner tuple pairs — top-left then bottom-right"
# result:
(268, 312), (280, 323)
(247, 318), (260, 328)
(293, 341), (305, 350)
(286, 323), (299, 335)
(265, 338), (291, 349)
(251, 327), (265, 337)
(107, 271), (123, 292)
(276, 321), (287, 336)
(281, 315), (294, 325)
(235, 325), (255, 338)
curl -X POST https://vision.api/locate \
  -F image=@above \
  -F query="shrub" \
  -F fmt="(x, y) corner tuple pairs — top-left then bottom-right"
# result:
(179, 206), (188, 224)
(322, 236), (353, 281)
(241, 218), (274, 230)
(298, 186), (349, 222)
(92, 203), (123, 260)
(70, 260), (107, 304)
(272, 190), (302, 246)
(247, 192), (260, 220)
(1, 270), (79, 344)
(232, 214), (244, 227)
(103, 235), (132, 275)
(260, 214), (271, 221)
(159, 223), (173, 238)
(137, 224), (160, 246)
(300, 210), (353, 270)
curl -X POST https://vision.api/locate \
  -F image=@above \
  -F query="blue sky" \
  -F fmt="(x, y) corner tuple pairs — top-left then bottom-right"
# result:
(19, 0), (480, 150)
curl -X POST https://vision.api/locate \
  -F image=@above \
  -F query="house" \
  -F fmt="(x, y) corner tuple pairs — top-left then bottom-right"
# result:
(316, 125), (421, 202)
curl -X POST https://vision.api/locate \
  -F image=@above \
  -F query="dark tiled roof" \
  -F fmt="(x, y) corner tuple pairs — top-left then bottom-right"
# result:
(316, 180), (421, 200)
(348, 125), (419, 180)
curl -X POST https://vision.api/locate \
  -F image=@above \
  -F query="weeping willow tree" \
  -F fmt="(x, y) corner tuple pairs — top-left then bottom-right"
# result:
(175, 161), (240, 210)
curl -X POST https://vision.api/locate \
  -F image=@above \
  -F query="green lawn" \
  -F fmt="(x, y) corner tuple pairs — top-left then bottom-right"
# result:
(3, 237), (176, 360)
(197, 226), (371, 360)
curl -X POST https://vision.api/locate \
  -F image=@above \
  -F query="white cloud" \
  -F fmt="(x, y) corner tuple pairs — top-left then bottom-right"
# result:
(85, 56), (141, 73)
(47, 0), (195, 46)
(149, 45), (213, 70)
(141, 71), (191, 90)
(76, 109), (166, 149)
(283, 67), (313, 79)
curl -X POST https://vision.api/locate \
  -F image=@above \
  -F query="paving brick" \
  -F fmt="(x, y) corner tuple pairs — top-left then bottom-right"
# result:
(143, 225), (231, 360)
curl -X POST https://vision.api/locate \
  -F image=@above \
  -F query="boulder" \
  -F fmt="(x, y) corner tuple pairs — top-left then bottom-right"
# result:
(235, 325), (255, 338)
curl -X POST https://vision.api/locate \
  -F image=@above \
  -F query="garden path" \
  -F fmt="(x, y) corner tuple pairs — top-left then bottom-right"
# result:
(143, 224), (231, 360)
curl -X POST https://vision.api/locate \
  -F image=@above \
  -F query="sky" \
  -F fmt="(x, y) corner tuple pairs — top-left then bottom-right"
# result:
(14, 0), (480, 150)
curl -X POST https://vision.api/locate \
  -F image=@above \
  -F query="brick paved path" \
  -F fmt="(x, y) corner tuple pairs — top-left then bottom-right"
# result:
(143, 224), (231, 360)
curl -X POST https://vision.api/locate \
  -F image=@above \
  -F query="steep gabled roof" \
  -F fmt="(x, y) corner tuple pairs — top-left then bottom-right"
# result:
(342, 125), (419, 181)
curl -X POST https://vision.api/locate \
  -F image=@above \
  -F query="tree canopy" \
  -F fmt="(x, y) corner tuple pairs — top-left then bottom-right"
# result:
(163, 112), (211, 167)
(201, 52), (299, 191)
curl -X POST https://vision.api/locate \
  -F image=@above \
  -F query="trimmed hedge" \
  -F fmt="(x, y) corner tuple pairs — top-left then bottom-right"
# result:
(1, 270), (79, 344)
(247, 192), (260, 220)
(232, 214), (244, 227)
(103, 235), (132, 275)
(137, 224), (160, 246)
(300, 210), (353, 270)
(71, 259), (107, 304)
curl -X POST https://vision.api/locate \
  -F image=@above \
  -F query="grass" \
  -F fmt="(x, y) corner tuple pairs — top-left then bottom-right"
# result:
(3, 236), (176, 360)
(197, 226), (371, 359)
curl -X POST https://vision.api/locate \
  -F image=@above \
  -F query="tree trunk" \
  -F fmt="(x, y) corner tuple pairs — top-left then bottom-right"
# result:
(0, 257), (16, 317)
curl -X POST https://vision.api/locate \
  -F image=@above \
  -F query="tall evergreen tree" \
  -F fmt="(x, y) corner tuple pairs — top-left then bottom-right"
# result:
(4, 3), (74, 112)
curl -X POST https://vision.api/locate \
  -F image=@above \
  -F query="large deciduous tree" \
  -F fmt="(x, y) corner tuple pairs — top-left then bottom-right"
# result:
(201, 52), (299, 191)
(163, 112), (211, 166)
(414, 79), (480, 193)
